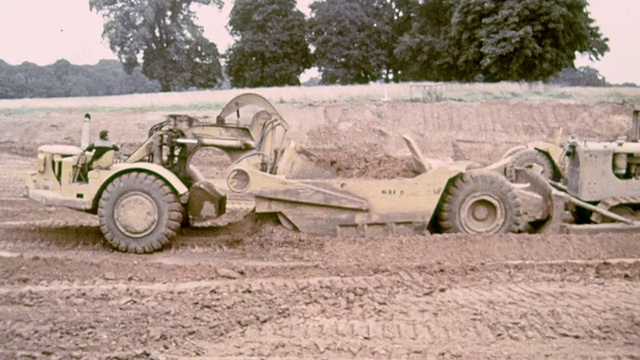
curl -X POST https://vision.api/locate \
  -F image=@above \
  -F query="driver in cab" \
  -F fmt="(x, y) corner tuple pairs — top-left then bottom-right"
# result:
(86, 130), (119, 169)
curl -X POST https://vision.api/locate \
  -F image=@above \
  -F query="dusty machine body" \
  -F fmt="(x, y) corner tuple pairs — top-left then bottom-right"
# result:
(500, 109), (640, 235)
(495, 109), (640, 233)
(27, 93), (558, 253)
(26, 94), (284, 252)
(228, 137), (554, 237)
(557, 109), (640, 230)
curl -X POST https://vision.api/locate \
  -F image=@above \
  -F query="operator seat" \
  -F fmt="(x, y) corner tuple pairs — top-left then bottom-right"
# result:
(91, 150), (116, 170)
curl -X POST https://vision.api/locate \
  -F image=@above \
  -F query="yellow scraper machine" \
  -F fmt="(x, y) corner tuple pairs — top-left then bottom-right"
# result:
(25, 93), (640, 253)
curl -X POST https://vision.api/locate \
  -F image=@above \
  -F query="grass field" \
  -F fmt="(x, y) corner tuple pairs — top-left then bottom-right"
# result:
(1, 82), (639, 114)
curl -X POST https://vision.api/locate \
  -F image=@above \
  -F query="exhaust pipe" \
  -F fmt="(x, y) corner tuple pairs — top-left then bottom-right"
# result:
(631, 109), (640, 142)
(81, 113), (91, 149)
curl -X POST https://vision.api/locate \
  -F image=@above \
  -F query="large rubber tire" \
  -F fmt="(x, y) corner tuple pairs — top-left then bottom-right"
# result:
(505, 149), (556, 182)
(438, 171), (522, 234)
(98, 172), (183, 253)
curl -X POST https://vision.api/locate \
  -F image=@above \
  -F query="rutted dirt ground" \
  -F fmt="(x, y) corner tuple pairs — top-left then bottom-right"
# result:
(1, 99), (640, 359)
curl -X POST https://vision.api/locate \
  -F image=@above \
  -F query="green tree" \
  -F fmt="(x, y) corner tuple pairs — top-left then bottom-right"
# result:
(90, 0), (224, 91)
(309, 0), (395, 84)
(226, 0), (312, 88)
(451, 0), (609, 82)
(395, 0), (608, 82)
(394, 0), (458, 81)
(381, 0), (416, 82)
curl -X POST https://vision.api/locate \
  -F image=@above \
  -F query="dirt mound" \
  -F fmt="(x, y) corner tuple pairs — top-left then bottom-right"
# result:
(314, 150), (419, 178)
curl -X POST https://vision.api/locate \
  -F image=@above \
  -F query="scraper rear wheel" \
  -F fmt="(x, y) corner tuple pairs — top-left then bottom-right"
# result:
(439, 171), (521, 234)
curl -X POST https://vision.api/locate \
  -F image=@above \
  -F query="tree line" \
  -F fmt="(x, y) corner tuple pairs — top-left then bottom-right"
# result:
(0, 59), (161, 99)
(2, 0), (615, 98)
(0, 58), (620, 100)
(88, 0), (609, 90)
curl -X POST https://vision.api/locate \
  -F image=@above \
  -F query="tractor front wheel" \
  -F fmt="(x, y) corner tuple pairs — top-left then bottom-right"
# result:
(98, 172), (183, 253)
(439, 171), (522, 234)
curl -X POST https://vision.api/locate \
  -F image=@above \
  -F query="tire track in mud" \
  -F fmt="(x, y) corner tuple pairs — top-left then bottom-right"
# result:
(200, 277), (640, 358)
(1, 237), (638, 359)
(1, 268), (639, 358)
(2, 219), (640, 269)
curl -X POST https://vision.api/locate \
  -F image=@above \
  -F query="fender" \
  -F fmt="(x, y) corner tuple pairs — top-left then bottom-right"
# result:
(530, 141), (565, 177)
(501, 144), (527, 159)
(86, 163), (189, 210)
(503, 141), (565, 180)
(529, 141), (564, 163)
(503, 142), (564, 165)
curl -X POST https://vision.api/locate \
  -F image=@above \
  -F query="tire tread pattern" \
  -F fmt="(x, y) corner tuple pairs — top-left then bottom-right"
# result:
(98, 172), (182, 253)
(438, 171), (522, 234)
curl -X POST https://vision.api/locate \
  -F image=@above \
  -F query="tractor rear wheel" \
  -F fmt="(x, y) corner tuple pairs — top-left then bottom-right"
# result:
(501, 145), (526, 159)
(98, 172), (183, 253)
(439, 171), (521, 234)
(506, 149), (556, 182)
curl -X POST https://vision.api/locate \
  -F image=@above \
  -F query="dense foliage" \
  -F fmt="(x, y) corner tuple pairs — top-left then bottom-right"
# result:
(0, 59), (160, 99)
(90, 0), (224, 91)
(313, 0), (608, 83)
(3, 0), (618, 98)
(309, 0), (397, 84)
(394, 0), (458, 81)
(226, 0), (312, 88)
(447, 0), (609, 82)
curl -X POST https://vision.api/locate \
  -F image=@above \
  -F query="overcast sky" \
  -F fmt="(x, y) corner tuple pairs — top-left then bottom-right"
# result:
(0, 0), (637, 85)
